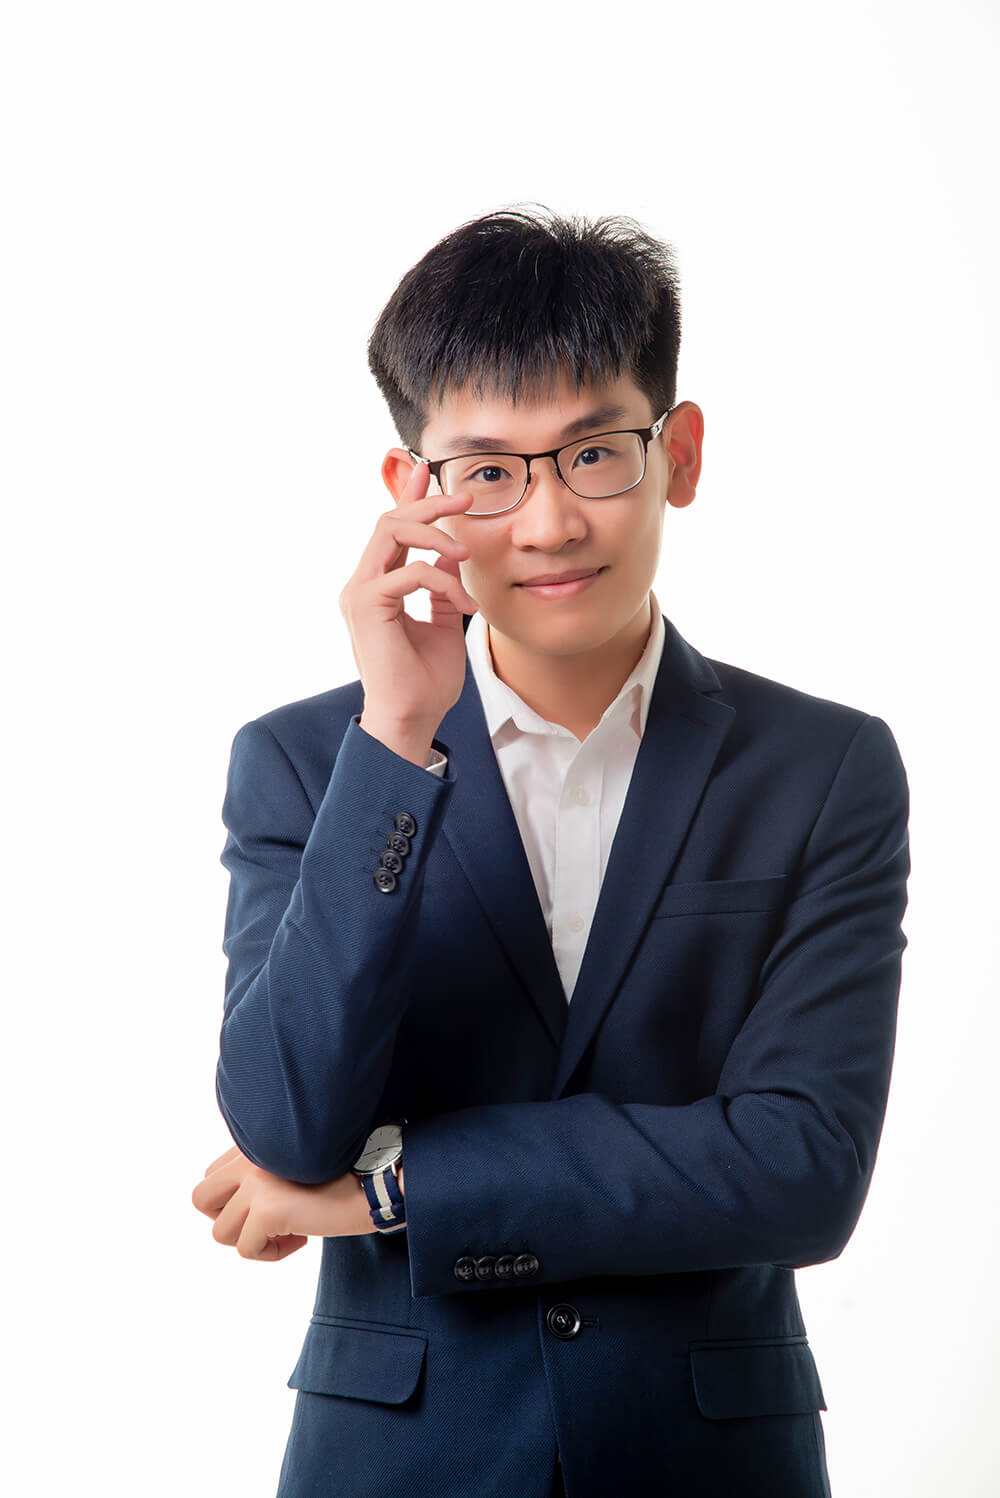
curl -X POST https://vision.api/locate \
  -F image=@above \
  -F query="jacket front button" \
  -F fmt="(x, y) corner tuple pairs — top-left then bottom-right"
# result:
(546, 1303), (582, 1340)
(394, 812), (417, 837)
(475, 1256), (497, 1280)
(373, 868), (397, 893)
(513, 1252), (539, 1277)
(453, 1256), (477, 1282)
(494, 1254), (515, 1280)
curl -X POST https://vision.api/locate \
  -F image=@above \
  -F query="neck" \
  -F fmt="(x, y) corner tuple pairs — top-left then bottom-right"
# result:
(487, 598), (654, 741)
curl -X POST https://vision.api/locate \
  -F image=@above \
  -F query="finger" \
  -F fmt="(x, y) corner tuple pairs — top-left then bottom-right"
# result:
(192, 1176), (235, 1218)
(371, 520), (469, 567)
(365, 559), (478, 615)
(212, 1190), (250, 1248)
(234, 1238), (288, 1262)
(394, 488), (476, 522)
(231, 1235), (298, 1262)
(428, 552), (478, 624)
(203, 1145), (242, 1176)
(192, 1156), (248, 1216)
(237, 1208), (276, 1260)
(354, 492), (475, 582)
(269, 1234), (309, 1260)
(401, 455), (431, 501)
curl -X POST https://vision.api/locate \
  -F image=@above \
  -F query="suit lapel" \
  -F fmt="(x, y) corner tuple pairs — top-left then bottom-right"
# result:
(438, 614), (734, 1077)
(437, 658), (569, 1050)
(552, 626), (734, 1094)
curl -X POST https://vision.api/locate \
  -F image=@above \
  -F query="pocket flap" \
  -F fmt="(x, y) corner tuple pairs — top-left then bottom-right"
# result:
(690, 1339), (826, 1419)
(288, 1317), (427, 1405)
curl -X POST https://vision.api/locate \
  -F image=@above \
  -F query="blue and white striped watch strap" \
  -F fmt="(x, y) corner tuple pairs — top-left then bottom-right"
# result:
(361, 1163), (407, 1234)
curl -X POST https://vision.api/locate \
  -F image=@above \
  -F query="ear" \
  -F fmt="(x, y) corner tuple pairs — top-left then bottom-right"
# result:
(663, 402), (704, 510)
(381, 447), (421, 504)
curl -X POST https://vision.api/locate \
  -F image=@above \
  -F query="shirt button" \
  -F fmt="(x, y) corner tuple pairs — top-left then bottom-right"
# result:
(566, 913), (585, 934)
(571, 785), (590, 806)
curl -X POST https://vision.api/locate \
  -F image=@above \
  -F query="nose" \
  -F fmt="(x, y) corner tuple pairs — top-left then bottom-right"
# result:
(510, 456), (587, 548)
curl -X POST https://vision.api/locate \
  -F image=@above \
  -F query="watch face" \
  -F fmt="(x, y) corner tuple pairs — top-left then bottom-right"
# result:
(355, 1123), (403, 1173)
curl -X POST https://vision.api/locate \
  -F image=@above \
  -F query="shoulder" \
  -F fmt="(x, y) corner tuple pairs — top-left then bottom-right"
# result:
(702, 651), (906, 794)
(709, 654), (869, 731)
(662, 610), (905, 793)
(664, 613), (876, 738)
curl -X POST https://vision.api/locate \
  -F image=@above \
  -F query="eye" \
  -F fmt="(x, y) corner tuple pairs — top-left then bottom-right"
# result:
(468, 464), (512, 484)
(574, 446), (610, 467)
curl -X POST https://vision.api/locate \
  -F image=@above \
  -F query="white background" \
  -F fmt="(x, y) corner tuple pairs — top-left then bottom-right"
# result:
(4, 2), (997, 1494)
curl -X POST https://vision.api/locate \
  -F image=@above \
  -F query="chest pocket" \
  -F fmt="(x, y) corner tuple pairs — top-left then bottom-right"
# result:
(652, 875), (788, 919)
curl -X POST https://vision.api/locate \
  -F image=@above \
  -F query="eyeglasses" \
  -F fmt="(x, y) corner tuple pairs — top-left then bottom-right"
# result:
(406, 408), (673, 517)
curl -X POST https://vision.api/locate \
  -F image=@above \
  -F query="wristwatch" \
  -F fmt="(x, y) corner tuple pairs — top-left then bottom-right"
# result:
(353, 1121), (407, 1234)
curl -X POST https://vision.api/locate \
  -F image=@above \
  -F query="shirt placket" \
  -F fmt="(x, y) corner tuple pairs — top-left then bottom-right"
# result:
(550, 735), (605, 1000)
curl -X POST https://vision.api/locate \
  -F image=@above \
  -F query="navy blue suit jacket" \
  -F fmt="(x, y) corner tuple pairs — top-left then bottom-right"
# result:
(215, 611), (909, 1498)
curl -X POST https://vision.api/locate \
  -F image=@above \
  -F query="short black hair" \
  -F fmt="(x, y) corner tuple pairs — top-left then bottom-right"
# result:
(367, 203), (682, 453)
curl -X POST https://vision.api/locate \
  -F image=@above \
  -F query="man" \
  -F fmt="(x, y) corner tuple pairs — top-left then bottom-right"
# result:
(193, 207), (910, 1497)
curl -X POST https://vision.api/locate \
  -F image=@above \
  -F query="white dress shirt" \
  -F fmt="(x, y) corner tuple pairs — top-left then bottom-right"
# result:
(423, 592), (666, 1002)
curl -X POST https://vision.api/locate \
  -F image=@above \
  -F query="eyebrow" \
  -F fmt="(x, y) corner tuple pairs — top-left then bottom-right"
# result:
(438, 403), (632, 456)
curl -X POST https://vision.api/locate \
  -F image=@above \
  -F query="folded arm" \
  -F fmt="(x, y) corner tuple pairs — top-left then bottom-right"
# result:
(400, 713), (910, 1296)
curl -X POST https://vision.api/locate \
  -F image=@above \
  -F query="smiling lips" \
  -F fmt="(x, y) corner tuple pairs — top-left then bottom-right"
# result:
(514, 566), (601, 584)
(516, 567), (606, 597)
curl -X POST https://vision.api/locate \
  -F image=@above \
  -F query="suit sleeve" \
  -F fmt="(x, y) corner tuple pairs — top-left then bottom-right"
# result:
(401, 713), (910, 1296)
(215, 714), (454, 1183)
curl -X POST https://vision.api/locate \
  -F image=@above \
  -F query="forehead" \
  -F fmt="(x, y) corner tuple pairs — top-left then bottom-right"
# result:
(421, 369), (653, 455)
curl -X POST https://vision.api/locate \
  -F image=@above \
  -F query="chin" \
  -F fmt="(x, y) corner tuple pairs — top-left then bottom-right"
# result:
(508, 617), (614, 656)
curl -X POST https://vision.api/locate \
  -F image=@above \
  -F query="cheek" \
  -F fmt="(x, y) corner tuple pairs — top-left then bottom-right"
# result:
(628, 502), (665, 562)
(459, 552), (493, 596)
(443, 519), (491, 584)
(451, 525), (502, 588)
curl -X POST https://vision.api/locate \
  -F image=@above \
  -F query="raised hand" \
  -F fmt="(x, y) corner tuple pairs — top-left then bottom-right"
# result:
(338, 458), (478, 765)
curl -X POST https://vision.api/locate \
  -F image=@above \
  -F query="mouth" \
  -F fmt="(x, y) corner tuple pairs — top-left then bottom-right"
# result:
(515, 566), (606, 599)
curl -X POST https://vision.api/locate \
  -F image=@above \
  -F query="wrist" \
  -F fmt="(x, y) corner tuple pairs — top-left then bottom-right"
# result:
(358, 712), (438, 768)
(353, 1121), (407, 1234)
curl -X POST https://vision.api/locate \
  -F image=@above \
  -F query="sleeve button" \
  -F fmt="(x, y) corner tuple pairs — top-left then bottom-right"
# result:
(379, 849), (404, 874)
(453, 1256), (477, 1282)
(513, 1252), (539, 1277)
(474, 1256), (497, 1280)
(394, 812), (417, 837)
(386, 831), (411, 857)
(373, 868), (397, 893)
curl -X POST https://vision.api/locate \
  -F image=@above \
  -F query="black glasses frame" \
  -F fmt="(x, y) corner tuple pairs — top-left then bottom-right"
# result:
(406, 407), (674, 517)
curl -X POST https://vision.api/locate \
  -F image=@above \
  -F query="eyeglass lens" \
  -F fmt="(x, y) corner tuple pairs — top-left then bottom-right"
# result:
(438, 433), (645, 514)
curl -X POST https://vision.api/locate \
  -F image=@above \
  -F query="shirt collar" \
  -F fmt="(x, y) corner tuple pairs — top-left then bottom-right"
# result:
(465, 590), (665, 743)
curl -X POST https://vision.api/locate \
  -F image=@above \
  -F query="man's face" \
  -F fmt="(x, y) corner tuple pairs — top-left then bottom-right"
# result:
(401, 369), (700, 667)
